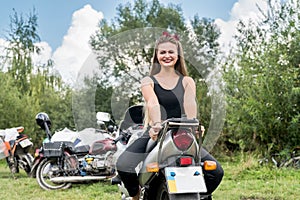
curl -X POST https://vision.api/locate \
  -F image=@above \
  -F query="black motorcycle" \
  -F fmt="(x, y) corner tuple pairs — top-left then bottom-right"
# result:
(31, 112), (118, 190)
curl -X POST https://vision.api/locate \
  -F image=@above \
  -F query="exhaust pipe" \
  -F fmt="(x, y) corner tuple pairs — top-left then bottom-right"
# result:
(50, 176), (108, 183)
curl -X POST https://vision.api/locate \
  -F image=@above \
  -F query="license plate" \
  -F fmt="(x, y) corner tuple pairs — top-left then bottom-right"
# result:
(19, 139), (33, 148)
(165, 166), (207, 194)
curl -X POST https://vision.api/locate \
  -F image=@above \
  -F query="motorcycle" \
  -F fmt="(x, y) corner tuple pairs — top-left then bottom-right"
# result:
(31, 112), (119, 190)
(112, 105), (217, 200)
(0, 126), (33, 176)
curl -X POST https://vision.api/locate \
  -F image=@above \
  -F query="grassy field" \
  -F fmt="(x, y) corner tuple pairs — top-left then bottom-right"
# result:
(0, 154), (299, 200)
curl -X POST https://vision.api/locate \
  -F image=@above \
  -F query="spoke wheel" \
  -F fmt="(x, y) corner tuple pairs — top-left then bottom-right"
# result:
(36, 159), (71, 190)
(18, 153), (34, 175)
(284, 156), (300, 169)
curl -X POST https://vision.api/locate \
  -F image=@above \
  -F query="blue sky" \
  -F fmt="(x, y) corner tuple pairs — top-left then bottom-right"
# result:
(0, 0), (268, 83)
(0, 0), (237, 50)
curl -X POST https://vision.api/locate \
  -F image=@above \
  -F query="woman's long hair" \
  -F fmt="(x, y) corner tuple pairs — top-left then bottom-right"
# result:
(143, 33), (188, 127)
(149, 34), (188, 76)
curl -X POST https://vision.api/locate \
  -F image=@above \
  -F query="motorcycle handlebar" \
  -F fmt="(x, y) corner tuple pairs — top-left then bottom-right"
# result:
(113, 130), (128, 144)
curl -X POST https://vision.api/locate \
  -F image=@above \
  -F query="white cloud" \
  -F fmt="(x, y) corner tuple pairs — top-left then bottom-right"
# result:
(0, 38), (7, 61)
(32, 42), (52, 66)
(0, 38), (8, 48)
(52, 4), (104, 84)
(0, 4), (103, 85)
(215, 0), (268, 55)
(0, 37), (53, 72)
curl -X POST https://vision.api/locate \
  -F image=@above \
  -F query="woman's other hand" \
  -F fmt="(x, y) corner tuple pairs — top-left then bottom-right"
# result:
(200, 125), (205, 136)
(149, 122), (162, 141)
(195, 125), (205, 139)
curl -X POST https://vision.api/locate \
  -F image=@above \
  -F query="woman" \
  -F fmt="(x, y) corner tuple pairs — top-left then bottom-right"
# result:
(116, 32), (224, 200)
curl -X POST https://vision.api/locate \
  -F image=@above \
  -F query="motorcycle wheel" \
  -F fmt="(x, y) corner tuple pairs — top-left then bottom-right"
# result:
(18, 153), (34, 175)
(155, 178), (200, 200)
(36, 159), (72, 190)
(6, 156), (19, 174)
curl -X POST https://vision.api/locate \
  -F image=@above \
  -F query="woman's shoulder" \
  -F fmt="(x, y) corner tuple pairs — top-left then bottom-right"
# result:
(182, 76), (196, 87)
(141, 76), (154, 88)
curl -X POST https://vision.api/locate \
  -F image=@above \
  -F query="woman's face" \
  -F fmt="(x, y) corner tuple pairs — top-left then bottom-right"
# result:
(156, 42), (178, 68)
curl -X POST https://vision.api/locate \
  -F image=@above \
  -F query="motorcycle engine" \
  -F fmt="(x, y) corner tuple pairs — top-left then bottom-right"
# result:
(80, 155), (106, 171)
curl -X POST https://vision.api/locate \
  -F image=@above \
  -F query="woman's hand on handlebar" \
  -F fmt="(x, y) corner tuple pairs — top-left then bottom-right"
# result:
(149, 122), (162, 141)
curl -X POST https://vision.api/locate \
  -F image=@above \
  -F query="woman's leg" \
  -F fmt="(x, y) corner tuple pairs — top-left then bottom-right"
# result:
(116, 135), (150, 197)
(200, 148), (224, 194)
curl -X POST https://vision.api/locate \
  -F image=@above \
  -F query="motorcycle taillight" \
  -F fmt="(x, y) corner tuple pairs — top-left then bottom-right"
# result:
(172, 129), (194, 151)
(179, 156), (193, 166)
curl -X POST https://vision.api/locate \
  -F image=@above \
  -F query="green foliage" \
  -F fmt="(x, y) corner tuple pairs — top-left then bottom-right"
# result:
(5, 8), (40, 93)
(223, 0), (300, 153)
(215, 153), (300, 200)
(0, 9), (74, 149)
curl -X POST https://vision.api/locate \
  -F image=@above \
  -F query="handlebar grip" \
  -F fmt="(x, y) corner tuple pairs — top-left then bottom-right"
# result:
(113, 130), (127, 143)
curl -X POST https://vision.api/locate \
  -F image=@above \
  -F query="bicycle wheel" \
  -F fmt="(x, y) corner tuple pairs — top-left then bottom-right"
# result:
(283, 156), (300, 169)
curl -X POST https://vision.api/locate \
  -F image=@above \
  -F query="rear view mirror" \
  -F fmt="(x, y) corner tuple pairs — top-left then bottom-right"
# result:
(96, 112), (111, 122)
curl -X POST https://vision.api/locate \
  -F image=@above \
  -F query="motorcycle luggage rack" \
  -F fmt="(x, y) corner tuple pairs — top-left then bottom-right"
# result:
(167, 122), (199, 127)
(43, 142), (64, 157)
(43, 141), (77, 157)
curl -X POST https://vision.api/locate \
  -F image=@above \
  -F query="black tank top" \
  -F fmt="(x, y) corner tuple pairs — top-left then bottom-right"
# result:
(150, 76), (185, 120)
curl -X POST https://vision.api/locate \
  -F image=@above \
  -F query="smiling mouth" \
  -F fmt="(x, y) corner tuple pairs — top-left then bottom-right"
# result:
(162, 59), (173, 63)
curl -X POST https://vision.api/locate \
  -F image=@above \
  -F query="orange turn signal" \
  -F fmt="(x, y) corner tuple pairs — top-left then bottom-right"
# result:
(203, 160), (217, 171)
(146, 162), (159, 173)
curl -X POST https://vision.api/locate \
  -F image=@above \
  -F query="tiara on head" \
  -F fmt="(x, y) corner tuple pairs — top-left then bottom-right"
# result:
(162, 31), (179, 41)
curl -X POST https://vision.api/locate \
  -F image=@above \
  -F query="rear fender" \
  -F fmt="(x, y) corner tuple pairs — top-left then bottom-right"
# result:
(30, 156), (44, 177)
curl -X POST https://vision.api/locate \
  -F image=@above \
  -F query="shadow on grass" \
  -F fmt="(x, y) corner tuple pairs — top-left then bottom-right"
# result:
(0, 168), (30, 179)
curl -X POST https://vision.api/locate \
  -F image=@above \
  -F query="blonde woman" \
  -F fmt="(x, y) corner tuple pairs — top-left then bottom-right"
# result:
(116, 32), (223, 200)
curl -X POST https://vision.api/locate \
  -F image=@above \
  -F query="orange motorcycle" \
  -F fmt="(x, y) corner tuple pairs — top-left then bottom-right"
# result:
(0, 126), (33, 175)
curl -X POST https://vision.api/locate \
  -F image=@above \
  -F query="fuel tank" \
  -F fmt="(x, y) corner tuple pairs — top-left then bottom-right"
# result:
(89, 138), (117, 155)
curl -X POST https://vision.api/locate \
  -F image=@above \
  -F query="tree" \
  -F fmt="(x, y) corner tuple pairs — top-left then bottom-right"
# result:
(5, 8), (40, 93)
(88, 0), (223, 136)
(0, 9), (74, 148)
(223, 0), (300, 153)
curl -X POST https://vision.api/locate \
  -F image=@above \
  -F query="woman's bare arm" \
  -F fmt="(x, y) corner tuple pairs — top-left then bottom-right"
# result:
(141, 76), (161, 125)
(183, 76), (197, 119)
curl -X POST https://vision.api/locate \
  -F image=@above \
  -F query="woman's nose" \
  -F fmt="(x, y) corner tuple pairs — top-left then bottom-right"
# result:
(165, 52), (171, 57)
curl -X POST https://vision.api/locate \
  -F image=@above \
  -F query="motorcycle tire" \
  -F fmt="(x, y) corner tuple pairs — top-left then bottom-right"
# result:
(18, 153), (34, 175)
(36, 158), (72, 190)
(6, 156), (19, 174)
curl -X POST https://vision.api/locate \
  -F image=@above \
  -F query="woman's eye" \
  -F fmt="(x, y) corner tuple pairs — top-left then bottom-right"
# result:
(159, 50), (175, 55)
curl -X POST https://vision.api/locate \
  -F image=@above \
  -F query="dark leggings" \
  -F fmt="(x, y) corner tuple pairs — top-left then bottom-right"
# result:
(116, 134), (224, 197)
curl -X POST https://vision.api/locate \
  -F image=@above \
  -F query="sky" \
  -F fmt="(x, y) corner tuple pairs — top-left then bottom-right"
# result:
(0, 0), (268, 83)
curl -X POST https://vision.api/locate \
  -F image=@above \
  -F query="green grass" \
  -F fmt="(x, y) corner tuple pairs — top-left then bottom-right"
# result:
(213, 154), (300, 200)
(0, 160), (121, 200)
(0, 154), (299, 200)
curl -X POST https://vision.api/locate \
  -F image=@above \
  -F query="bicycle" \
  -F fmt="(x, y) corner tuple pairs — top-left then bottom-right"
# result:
(259, 146), (300, 169)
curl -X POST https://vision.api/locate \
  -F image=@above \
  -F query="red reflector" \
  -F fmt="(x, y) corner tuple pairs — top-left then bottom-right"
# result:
(180, 157), (192, 166)
(173, 129), (193, 150)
